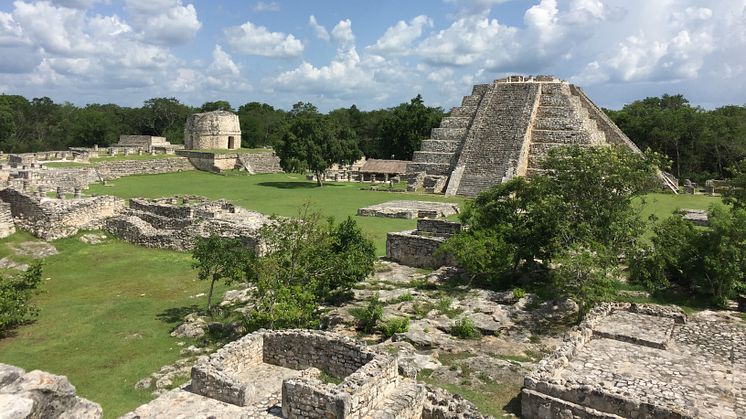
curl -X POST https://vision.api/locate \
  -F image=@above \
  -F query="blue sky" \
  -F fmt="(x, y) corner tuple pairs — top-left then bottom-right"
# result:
(0, 0), (744, 112)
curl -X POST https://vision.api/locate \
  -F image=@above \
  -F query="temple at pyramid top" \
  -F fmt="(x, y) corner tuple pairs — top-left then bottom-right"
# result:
(407, 75), (645, 196)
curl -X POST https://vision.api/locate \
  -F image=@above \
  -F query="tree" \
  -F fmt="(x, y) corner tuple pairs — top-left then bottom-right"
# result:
(138, 98), (193, 144)
(242, 205), (375, 329)
(192, 235), (254, 312)
(723, 159), (746, 209)
(378, 95), (443, 160)
(199, 100), (233, 113)
(276, 103), (362, 186)
(0, 262), (43, 336)
(552, 245), (616, 318)
(236, 102), (286, 148)
(444, 145), (662, 295)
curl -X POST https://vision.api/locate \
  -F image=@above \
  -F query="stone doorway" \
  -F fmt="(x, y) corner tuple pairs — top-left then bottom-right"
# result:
(228, 136), (235, 149)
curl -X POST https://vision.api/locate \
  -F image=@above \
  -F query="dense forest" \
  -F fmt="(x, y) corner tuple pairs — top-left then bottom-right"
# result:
(0, 92), (744, 181)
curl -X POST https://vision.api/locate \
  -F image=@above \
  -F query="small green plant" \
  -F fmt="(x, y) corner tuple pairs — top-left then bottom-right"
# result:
(436, 297), (463, 318)
(387, 292), (414, 304)
(512, 287), (526, 299)
(349, 293), (384, 334)
(451, 317), (482, 340)
(319, 371), (342, 385)
(411, 301), (435, 318)
(379, 316), (410, 338)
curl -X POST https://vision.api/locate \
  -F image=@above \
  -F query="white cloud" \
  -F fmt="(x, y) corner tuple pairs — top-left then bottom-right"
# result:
(224, 20), (303, 58)
(443, 0), (513, 16)
(331, 19), (354, 47)
(367, 15), (432, 55)
(416, 16), (517, 66)
(309, 15), (329, 41)
(125, 0), (201, 45)
(49, 0), (98, 9)
(252, 1), (280, 12)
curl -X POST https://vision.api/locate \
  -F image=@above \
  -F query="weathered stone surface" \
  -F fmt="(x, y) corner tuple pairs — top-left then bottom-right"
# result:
(0, 364), (102, 419)
(184, 110), (241, 150)
(358, 201), (459, 219)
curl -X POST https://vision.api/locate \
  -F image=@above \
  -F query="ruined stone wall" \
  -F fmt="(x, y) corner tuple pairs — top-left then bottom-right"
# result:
(0, 188), (125, 240)
(238, 152), (283, 174)
(129, 198), (193, 219)
(0, 201), (16, 238)
(117, 135), (168, 147)
(27, 168), (99, 193)
(386, 231), (456, 269)
(95, 157), (194, 180)
(416, 219), (461, 237)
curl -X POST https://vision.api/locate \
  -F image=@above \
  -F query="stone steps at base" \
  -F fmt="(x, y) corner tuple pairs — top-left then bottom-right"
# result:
(406, 162), (451, 176)
(450, 105), (477, 117)
(455, 175), (503, 196)
(412, 151), (454, 164)
(420, 140), (461, 153)
(439, 117), (471, 128)
(368, 379), (426, 419)
(531, 129), (595, 145)
(431, 127), (467, 142)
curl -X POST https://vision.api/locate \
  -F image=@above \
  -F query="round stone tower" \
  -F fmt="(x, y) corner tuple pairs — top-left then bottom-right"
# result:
(184, 110), (241, 150)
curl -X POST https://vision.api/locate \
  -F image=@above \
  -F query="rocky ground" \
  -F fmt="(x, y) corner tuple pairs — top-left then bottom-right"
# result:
(159, 261), (578, 417)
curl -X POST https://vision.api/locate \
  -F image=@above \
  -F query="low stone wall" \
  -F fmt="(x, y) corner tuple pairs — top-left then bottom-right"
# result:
(0, 188), (125, 240)
(522, 303), (691, 419)
(386, 230), (456, 269)
(238, 152), (283, 174)
(0, 201), (16, 238)
(95, 157), (194, 180)
(177, 150), (283, 173)
(417, 219), (461, 237)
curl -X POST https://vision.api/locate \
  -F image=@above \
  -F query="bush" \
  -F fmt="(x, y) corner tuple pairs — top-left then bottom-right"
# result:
(379, 317), (410, 338)
(450, 317), (481, 340)
(350, 294), (384, 334)
(0, 262), (43, 336)
(512, 288), (526, 299)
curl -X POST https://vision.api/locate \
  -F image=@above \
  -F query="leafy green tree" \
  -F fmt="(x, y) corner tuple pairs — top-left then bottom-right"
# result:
(276, 103), (362, 186)
(0, 262), (43, 336)
(552, 245), (616, 317)
(241, 206), (375, 329)
(445, 146), (661, 301)
(631, 205), (746, 307)
(378, 95), (443, 160)
(192, 235), (254, 312)
(724, 159), (746, 209)
(199, 100), (233, 113)
(237, 102), (287, 148)
(138, 97), (193, 144)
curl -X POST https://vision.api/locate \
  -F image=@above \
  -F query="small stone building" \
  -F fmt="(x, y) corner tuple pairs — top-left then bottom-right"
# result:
(184, 110), (241, 150)
(358, 159), (408, 182)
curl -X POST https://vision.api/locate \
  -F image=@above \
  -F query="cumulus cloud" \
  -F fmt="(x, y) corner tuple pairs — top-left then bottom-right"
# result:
(367, 15), (432, 55)
(252, 1), (280, 12)
(331, 19), (354, 47)
(225, 21), (303, 58)
(124, 0), (201, 45)
(309, 15), (329, 41)
(49, 0), (98, 9)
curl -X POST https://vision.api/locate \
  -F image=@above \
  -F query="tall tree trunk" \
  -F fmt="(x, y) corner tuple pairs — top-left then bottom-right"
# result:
(207, 278), (216, 312)
(316, 171), (323, 187)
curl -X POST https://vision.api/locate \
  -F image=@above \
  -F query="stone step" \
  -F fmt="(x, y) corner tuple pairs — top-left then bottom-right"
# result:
(420, 140), (461, 153)
(412, 151), (454, 164)
(406, 162), (452, 176)
(460, 94), (481, 107)
(450, 105), (477, 117)
(529, 142), (593, 156)
(431, 127), (467, 142)
(423, 175), (449, 194)
(472, 83), (490, 96)
(369, 380), (426, 419)
(439, 117), (471, 129)
(533, 117), (585, 131)
(532, 129), (594, 145)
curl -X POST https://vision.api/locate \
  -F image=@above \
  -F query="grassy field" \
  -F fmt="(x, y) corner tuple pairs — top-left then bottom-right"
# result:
(0, 171), (724, 417)
(88, 171), (463, 255)
(0, 231), (217, 418)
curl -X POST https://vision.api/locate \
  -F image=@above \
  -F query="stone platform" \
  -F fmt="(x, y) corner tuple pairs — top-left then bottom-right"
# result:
(522, 303), (746, 419)
(357, 200), (459, 219)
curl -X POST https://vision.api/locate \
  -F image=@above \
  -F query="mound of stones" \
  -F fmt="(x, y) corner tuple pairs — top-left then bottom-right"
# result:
(105, 195), (272, 252)
(357, 200), (459, 219)
(0, 363), (102, 418)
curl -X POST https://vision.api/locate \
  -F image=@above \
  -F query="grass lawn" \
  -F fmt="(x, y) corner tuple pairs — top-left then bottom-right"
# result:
(88, 171), (463, 255)
(0, 231), (219, 418)
(0, 171), (726, 418)
(639, 192), (721, 220)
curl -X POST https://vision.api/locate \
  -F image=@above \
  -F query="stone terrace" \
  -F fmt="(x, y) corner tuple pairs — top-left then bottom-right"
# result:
(522, 303), (746, 419)
(357, 200), (459, 219)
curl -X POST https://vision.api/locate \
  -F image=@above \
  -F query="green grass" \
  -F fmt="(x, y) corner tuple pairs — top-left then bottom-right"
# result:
(88, 172), (462, 255)
(638, 193), (721, 221)
(0, 232), (224, 418)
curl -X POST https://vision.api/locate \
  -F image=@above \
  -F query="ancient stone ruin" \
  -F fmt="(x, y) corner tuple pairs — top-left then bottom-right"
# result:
(124, 329), (486, 419)
(177, 149), (282, 173)
(0, 188), (125, 240)
(386, 219), (460, 268)
(105, 195), (272, 252)
(357, 200), (459, 219)
(408, 75), (647, 196)
(184, 110), (242, 150)
(523, 302), (746, 418)
(0, 363), (102, 418)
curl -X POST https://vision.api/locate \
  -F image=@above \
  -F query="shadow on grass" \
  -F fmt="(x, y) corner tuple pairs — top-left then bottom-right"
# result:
(257, 181), (343, 189)
(156, 304), (201, 325)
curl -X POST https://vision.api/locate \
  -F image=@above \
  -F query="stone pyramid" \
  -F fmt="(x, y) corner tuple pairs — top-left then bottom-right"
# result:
(407, 75), (647, 196)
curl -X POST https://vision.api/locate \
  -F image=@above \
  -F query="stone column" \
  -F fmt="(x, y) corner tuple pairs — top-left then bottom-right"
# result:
(138, 149), (143, 156)
(36, 186), (43, 199)
(74, 187), (81, 199)
(56, 186), (64, 200)
(384, 173), (389, 182)
(347, 172), (352, 182)
(93, 144), (98, 151)
(108, 148), (115, 156)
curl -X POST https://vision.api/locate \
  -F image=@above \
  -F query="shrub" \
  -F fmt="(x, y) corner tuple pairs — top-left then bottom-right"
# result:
(435, 297), (462, 318)
(451, 317), (481, 340)
(379, 317), (410, 338)
(512, 288), (526, 299)
(350, 293), (384, 334)
(0, 262), (43, 336)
